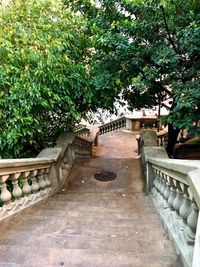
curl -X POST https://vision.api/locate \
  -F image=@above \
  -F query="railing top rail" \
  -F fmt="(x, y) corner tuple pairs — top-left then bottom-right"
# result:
(99, 116), (127, 128)
(0, 158), (53, 168)
(0, 158), (53, 176)
(148, 157), (200, 176)
(74, 135), (93, 144)
(74, 127), (90, 133)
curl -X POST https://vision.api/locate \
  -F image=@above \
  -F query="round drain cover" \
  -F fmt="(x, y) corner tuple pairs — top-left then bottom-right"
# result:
(94, 170), (117, 182)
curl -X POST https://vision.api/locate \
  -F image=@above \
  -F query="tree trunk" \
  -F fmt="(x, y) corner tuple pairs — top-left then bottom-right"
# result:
(166, 123), (180, 157)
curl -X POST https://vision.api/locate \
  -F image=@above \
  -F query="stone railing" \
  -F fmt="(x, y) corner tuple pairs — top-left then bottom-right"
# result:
(99, 117), (132, 135)
(143, 147), (200, 267)
(0, 133), (93, 221)
(73, 135), (93, 157)
(0, 158), (53, 221)
(74, 125), (90, 140)
(99, 116), (158, 135)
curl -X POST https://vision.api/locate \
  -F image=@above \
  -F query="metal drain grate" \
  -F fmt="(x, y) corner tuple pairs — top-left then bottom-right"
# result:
(94, 170), (117, 182)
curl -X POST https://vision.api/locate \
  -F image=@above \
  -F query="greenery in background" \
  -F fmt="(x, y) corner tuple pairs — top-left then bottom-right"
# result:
(0, 0), (97, 158)
(0, 0), (200, 158)
(65, 0), (200, 155)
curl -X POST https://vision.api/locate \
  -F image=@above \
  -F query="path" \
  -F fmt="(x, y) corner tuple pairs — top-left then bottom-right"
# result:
(94, 130), (139, 158)
(0, 131), (181, 266)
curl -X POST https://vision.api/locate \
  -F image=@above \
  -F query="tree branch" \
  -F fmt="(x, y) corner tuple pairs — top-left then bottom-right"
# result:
(160, 6), (178, 54)
(161, 102), (171, 110)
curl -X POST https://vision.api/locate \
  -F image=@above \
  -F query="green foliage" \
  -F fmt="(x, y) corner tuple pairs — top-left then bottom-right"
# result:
(0, 0), (95, 158)
(65, 0), (200, 136)
(1, 0), (200, 158)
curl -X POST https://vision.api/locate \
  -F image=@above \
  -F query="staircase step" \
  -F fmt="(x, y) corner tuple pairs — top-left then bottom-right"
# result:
(0, 132), (181, 266)
(33, 192), (154, 208)
(0, 229), (174, 253)
(0, 245), (179, 267)
(0, 216), (168, 240)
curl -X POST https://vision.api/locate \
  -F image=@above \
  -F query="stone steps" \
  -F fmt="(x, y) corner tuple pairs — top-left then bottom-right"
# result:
(0, 245), (179, 267)
(0, 188), (179, 267)
(0, 133), (182, 266)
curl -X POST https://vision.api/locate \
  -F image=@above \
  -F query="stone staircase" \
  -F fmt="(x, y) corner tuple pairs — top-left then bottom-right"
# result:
(0, 131), (181, 267)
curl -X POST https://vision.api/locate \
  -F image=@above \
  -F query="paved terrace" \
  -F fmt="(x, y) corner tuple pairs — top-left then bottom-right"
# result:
(0, 130), (181, 266)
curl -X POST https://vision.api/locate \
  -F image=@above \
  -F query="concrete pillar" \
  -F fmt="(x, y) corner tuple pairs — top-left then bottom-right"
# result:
(125, 119), (132, 131)
(132, 119), (140, 131)
(146, 162), (155, 191)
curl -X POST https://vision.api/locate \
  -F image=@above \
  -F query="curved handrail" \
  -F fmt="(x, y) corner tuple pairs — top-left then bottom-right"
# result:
(145, 153), (200, 267)
(0, 133), (93, 221)
(99, 116), (127, 135)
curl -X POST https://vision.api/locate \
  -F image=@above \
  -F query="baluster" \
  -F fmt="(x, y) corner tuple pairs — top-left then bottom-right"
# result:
(30, 170), (40, 192)
(165, 177), (177, 231)
(156, 172), (165, 208)
(163, 176), (171, 201)
(151, 170), (158, 197)
(160, 173), (168, 209)
(37, 169), (46, 189)
(179, 185), (193, 226)
(156, 172), (163, 194)
(153, 171), (164, 210)
(173, 180), (184, 215)
(154, 170), (160, 192)
(168, 178), (177, 209)
(179, 186), (194, 245)
(44, 168), (51, 187)
(21, 171), (32, 195)
(153, 171), (158, 191)
(184, 201), (199, 246)
(160, 175), (170, 218)
(160, 173), (166, 196)
(171, 180), (185, 235)
(0, 175), (12, 204)
(10, 173), (22, 199)
(159, 174), (170, 210)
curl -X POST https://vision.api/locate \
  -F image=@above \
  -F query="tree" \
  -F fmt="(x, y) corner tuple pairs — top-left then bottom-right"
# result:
(65, 0), (200, 156)
(0, 0), (97, 158)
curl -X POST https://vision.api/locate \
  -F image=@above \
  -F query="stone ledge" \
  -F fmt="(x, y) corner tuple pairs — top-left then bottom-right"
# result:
(0, 158), (53, 168)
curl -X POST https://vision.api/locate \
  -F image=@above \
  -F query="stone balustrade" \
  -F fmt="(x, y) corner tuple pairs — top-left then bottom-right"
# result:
(74, 126), (90, 140)
(73, 136), (93, 157)
(0, 158), (53, 220)
(0, 133), (93, 221)
(99, 116), (157, 135)
(99, 117), (128, 135)
(144, 149), (200, 267)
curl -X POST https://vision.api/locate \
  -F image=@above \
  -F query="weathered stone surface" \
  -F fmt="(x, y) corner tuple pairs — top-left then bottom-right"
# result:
(0, 131), (181, 267)
(94, 130), (139, 158)
(37, 147), (62, 160)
